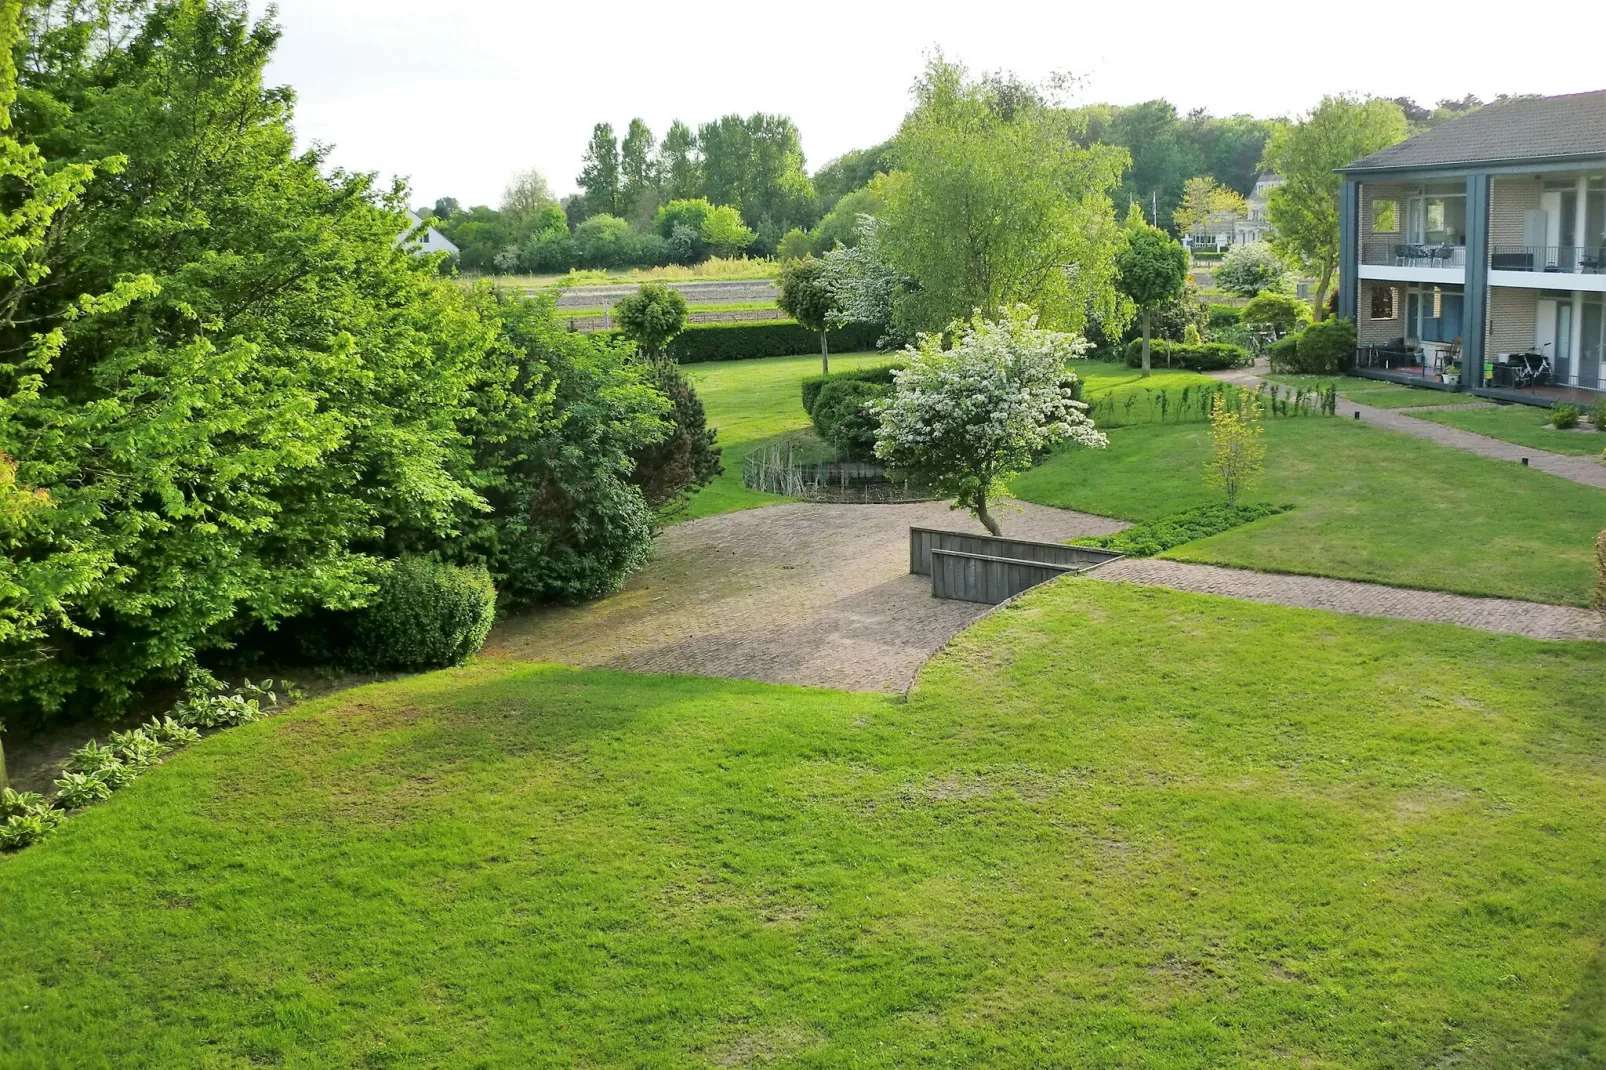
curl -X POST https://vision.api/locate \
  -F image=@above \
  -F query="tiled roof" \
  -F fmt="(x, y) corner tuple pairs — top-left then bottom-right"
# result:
(1343, 91), (1606, 172)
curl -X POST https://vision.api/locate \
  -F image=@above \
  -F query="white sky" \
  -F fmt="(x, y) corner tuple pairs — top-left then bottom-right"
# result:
(253, 0), (1606, 210)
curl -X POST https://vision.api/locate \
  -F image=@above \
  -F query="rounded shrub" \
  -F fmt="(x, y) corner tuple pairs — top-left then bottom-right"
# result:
(1551, 403), (1580, 430)
(1270, 319), (1355, 375)
(349, 557), (497, 671)
(809, 379), (888, 460)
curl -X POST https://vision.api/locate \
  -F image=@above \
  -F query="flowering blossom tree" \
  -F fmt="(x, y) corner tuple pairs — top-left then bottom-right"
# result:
(873, 306), (1106, 536)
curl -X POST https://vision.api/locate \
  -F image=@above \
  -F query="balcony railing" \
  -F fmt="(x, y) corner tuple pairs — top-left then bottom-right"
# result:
(1361, 240), (1466, 268)
(1488, 246), (1606, 274)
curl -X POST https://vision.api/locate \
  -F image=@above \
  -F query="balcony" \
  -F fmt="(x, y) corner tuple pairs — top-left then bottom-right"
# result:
(1489, 246), (1606, 273)
(1357, 240), (1465, 284)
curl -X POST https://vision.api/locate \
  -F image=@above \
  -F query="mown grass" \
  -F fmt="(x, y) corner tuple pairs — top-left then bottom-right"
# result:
(1265, 373), (1459, 409)
(2, 581), (1602, 1067)
(1410, 404), (1606, 457)
(1012, 417), (1606, 606)
(680, 352), (886, 520)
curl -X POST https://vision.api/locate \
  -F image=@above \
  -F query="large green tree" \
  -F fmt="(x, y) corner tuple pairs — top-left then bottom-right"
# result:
(879, 56), (1128, 334)
(619, 118), (658, 225)
(576, 121), (621, 218)
(696, 113), (816, 252)
(0, 0), (677, 723)
(656, 120), (701, 201)
(1262, 95), (1408, 319)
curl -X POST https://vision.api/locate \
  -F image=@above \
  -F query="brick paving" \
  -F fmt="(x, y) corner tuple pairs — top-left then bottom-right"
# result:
(1092, 559), (1602, 641)
(484, 501), (1127, 693)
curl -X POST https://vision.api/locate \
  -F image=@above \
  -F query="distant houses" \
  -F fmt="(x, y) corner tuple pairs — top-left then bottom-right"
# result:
(401, 210), (459, 258)
(1184, 172), (1284, 252)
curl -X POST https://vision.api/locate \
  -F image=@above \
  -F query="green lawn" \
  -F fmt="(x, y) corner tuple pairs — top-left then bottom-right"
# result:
(3, 581), (1603, 1067)
(1266, 374), (1458, 409)
(1410, 404), (1606, 457)
(1012, 417), (1606, 606)
(680, 352), (886, 520)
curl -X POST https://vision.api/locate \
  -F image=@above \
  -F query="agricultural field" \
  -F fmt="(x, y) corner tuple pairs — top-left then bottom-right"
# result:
(1012, 416), (1606, 606)
(2, 581), (1601, 1067)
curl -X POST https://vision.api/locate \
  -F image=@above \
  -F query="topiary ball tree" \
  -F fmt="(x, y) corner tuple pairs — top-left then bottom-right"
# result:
(1116, 220), (1190, 378)
(614, 282), (688, 357)
(778, 256), (837, 374)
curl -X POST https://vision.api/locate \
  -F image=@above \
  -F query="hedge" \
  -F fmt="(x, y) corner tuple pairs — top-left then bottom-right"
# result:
(801, 364), (900, 414)
(1123, 339), (1251, 371)
(633, 321), (885, 364)
(1206, 304), (1243, 329)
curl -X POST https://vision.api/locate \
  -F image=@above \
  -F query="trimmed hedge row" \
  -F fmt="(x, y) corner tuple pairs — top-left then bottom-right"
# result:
(1267, 318), (1357, 375)
(1123, 339), (1251, 371)
(633, 321), (885, 364)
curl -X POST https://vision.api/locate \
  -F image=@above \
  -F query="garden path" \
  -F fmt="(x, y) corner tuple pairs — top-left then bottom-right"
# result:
(1214, 367), (1606, 490)
(485, 501), (1126, 693)
(489, 498), (1601, 697)
(1092, 559), (1602, 641)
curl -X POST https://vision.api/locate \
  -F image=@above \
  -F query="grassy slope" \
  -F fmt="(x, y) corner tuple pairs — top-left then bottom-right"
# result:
(2, 581), (1603, 1067)
(679, 352), (886, 520)
(1012, 418), (1606, 606)
(1410, 405), (1606, 457)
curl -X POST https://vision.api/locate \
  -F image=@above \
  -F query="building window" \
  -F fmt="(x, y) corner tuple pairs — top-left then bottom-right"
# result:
(1370, 286), (1397, 320)
(1372, 199), (1399, 233)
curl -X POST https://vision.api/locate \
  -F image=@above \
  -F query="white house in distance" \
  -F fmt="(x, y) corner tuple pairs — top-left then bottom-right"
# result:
(1183, 172), (1285, 251)
(1233, 173), (1285, 246)
(400, 210), (459, 258)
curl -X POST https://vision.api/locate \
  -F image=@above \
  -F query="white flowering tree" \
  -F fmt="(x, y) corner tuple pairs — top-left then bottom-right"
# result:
(874, 306), (1106, 536)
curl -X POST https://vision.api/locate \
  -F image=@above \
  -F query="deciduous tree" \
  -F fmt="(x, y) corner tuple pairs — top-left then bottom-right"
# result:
(500, 168), (555, 219)
(1115, 208), (1190, 377)
(614, 283), (687, 357)
(777, 257), (835, 373)
(577, 122), (621, 217)
(1173, 176), (1246, 235)
(1216, 241), (1288, 297)
(1262, 95), (1407, 319)
(874, 307), (1106, 536)
(1205, 393), (1266, 507)
(879, 56), (1127, 334)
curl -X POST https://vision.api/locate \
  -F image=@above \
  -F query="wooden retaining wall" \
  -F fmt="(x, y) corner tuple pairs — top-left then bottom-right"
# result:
(929, 550), (1077, 605)
(908, 527), (1122, 577)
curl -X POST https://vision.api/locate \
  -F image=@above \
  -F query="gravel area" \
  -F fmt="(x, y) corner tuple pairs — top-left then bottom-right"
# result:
(1094, 559), (1603, 640)
(485, 501), (1126, 693)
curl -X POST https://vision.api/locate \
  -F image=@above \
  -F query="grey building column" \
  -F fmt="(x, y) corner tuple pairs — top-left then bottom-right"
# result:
(1461, 173), (1490, 392)
(1338, 178), (1359, 321)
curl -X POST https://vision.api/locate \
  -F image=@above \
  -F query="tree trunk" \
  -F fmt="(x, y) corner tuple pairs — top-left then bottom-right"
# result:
(1140, 308), (1152, 378)
(0, 737), (7, 793)
(974, 489), (1002, 537)
(819, 329), (829, 376)
(1311, 261), (1335, 322)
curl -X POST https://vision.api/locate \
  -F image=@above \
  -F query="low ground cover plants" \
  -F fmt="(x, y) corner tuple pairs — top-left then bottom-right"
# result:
(1076, 502), (1289, 557)
(1121, 338), (1249, 370)
(1, 677), (281, 853)
(1084, 379), (1335, 429)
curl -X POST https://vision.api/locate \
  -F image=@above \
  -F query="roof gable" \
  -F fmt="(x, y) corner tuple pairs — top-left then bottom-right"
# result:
(1344, 90), (1606, 172)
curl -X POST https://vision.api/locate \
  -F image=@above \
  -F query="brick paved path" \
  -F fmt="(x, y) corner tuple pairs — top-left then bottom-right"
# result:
(485, 501), (1127, 693)
(1093, 559), (1602, 641)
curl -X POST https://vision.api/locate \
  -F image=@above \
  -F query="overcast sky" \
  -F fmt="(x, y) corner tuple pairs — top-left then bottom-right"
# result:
(252, 0), (1605, 210)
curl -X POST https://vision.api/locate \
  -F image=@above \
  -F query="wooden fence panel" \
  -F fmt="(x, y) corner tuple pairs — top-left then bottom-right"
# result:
(909, 527), (1121, 577)
(929, 550), (1077, 605)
